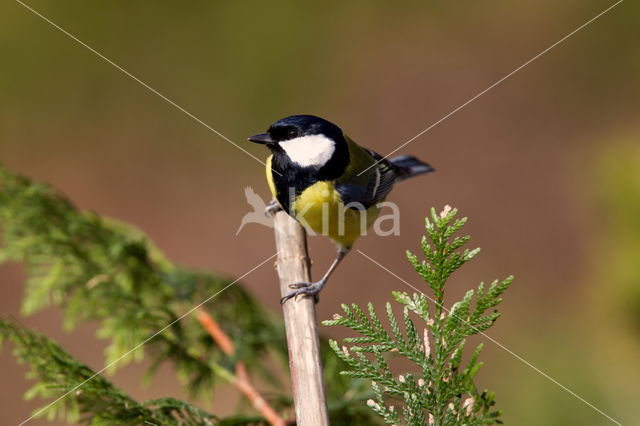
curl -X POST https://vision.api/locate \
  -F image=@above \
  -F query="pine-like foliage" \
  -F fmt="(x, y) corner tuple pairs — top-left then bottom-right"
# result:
(0, 165), (376, 424)
(0, 165), (285, 397)
(324, 206), (513, 425)
(0, 317), (216, 425)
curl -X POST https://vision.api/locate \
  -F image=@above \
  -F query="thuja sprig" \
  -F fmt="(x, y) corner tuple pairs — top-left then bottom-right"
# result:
(324, 206), (513, 425)
(0, 317), (216, 425)
(0, 165), (284, 399)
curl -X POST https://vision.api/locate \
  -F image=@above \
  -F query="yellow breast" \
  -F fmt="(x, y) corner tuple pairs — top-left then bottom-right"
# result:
(293, 181), (379, 249)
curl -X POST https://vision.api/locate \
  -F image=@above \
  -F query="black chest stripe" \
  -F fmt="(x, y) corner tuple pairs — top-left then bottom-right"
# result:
(269, 138), (349, 214)
(271, 157), (317, 213)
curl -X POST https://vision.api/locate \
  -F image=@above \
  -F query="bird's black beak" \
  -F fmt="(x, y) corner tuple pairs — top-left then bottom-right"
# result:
(248, 133), (275, 145)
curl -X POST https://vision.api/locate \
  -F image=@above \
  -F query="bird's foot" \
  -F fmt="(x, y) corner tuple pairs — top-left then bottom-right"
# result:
(265, 200), (282, 217)
(280, 280), (325, 304)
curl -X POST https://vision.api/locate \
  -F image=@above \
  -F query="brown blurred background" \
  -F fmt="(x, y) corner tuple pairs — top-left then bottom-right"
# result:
(1, 1), (639, 424)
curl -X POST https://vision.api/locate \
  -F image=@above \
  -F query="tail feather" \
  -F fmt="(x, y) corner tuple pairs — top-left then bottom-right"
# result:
(389, 155), (434, 181)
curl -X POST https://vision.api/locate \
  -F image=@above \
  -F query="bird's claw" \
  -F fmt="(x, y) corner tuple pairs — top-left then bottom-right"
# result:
(280, 281), (323, 304)
(288, 282), (312, 289)
(265, 200), (282, 217)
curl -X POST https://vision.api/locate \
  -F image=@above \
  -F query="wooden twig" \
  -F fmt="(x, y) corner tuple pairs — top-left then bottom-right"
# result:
(196, 308), (285, 426)
(272, 211), (329, 425)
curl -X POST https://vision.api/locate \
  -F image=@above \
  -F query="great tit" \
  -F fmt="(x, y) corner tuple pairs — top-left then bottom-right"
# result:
(249, 115), (433, 303)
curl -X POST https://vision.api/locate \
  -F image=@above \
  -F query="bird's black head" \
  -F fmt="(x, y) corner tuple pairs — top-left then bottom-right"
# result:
(249, 114), (343, 146)
(249, 115), (349, 176)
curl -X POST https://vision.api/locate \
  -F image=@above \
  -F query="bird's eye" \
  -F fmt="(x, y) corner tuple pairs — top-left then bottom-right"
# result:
(287, 128), (299, 139)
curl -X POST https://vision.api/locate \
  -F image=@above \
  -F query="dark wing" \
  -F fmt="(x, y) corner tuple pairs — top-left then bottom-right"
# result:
(363, 148), (398, 202)
(336, 149), (398, 209)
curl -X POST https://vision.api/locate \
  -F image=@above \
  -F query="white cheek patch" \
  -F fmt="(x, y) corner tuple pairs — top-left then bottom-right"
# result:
(279, 134), (336, 168)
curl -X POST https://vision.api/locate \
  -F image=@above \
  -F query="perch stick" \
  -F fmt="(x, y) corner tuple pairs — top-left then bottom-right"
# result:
(272, 210), (329, 425)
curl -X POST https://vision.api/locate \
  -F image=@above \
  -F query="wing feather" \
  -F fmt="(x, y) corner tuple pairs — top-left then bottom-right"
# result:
(336, 146), (399, 208)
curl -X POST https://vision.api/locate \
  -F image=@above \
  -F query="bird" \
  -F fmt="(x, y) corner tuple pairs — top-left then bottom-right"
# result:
(248, 115), (434, 303)
(236, 186), (274, 235)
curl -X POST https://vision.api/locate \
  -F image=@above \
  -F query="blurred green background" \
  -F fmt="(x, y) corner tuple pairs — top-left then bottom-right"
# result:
(1, 1), (639, 424)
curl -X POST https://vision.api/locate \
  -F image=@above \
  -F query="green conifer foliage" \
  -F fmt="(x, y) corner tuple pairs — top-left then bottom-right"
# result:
(0, 166), (285, 397)
(0, 165), (377, 424)
(0, 318), (216, 425)
(324, 207), (513, 425)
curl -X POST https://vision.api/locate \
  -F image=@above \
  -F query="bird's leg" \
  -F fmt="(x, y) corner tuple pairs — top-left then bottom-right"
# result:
(280, 248), (349, 304)
(265, 199), (282, 217)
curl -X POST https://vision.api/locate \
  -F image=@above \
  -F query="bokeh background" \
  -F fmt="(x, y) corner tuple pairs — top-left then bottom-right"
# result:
(1, 1), (639, 424)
